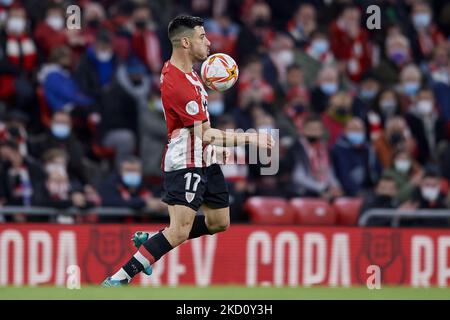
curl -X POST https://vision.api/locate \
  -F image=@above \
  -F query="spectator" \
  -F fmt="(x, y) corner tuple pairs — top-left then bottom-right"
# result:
(400, 166), (449, 227)
(3, 110), (28, 156)
(38, 46), (93, 113)
(216, 115), (250, 222)
(331, 118), (381, 196)
(365, 88), (402, 141)
(236, 1), (275, 63)
(384, 149), (424, 203)
(373, 33), (412, 86)
(276, 63), (310, 137)
(98, 56), (150, 167)
(0, 140), (45, 221)
(204, 13), (239, 57)
(438, 141), (450, 182)
(359, 173), (399, 227)
(310, 65), (340, 114)
(1, 4), (37, 74)
(397, 64), (422, 112)
(281, 115), (342, 199)
(75, 29), (118, 101)
(236, 57), (274, 129)
(28, 111), (90, 185)
(295, 30), (335, 88)
(262, 32), (294, 88)
(0, 4), (35, 112)
(286, 3), (317, 48)
(34, 3), (68, 59)
(372, 116), (416, 169)
(355, 72), (381, 115)
(247, 110), (281, 197)
(34, 148), (97, 223)
(207, 90), (226, 125)
(97, 156), (166, 222)
(405, 88), (447, 164)
(329, 4), (372, 82)
(406, 1), (446, 63)
(79, 1), (109, 48)
(139, 93), (166, 179)
(321, 91), (353, 149)
(129, 3), (162, 79)
(427, 44), (450, 122)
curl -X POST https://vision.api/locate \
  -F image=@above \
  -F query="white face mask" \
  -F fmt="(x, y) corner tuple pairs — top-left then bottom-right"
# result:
(46, 15), (64, 30)
(154, 98), (163, 112)
(416, 100), (433, 115)
(96, 50), (113, 62)
(275, 49), (294, 66)
(394, 159), (411, 173)
(0, 11), (7, 25)
(6, 17), (26, 34)
(45, 163), (66, 176)
(421, 186), (440, 202)
(208, 100), (225, 116)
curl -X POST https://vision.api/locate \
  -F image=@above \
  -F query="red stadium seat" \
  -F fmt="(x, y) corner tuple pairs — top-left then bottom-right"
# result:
(245, 197), (294, 224)
(333, 197), (363, 226)
(289, 198), (336, 225)
(36, 86), (52, 127)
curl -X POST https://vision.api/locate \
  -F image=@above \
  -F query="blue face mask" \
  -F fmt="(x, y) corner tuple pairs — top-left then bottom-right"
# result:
(402, 82), (420, 96)
(122, 172), (142, 188)
(413, 13), (431, 28)
(51, 123), (71, 139)
(320, 82), (338, 95)
(346, 132), (365, 146)
(0, 0), (13, 5)
(312, 40), (329, 55)
(360, 89), (377, 100)
(208, 101), (225, 116)
(389, 50), (408, 65)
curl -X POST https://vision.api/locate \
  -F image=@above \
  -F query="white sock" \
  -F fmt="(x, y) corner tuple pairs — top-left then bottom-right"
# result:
(134, 251), (151, 269)
(111, 268), (131, 282)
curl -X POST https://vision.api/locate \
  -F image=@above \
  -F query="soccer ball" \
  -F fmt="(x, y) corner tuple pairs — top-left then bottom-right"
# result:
(200, 53), (239, 92)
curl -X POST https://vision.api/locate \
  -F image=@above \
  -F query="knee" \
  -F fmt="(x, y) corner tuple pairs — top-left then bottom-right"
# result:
(208, 219), (230, 234)
(167, 225), (191, 246)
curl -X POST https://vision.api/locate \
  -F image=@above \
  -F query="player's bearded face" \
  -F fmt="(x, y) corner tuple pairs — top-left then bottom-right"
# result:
(190, 26), (210, 62)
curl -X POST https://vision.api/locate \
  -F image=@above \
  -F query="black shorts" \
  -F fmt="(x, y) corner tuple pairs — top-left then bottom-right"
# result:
(161, 164), (229, 211)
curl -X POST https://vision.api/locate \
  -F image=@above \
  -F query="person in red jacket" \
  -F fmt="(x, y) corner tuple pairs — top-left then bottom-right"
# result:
(329, 4), (372, 83)
(1, 4), (37, 73)
(34, 3), (68, 59)
(129, 3), (162, 81)
(0, 3), (35, 111)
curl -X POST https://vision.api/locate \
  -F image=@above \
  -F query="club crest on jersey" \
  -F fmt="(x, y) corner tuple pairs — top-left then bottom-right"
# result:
(186, 100), (199, 115)
(185, 191), (195, 203)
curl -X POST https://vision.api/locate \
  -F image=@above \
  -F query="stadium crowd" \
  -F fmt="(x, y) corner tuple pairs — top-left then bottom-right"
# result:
(0, 0), (449, 226)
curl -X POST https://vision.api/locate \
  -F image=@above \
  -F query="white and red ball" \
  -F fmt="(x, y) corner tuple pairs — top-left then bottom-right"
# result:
(200, 53), (239, 92)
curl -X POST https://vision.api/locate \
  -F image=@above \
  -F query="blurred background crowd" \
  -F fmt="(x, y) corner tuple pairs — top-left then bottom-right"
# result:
(0, 0), (449, 226)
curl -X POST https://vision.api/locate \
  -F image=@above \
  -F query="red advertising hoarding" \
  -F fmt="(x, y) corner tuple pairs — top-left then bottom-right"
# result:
(0, 224), (449, 287)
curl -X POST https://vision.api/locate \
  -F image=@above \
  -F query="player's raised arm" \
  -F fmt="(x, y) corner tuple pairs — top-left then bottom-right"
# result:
(190, 121), (275, 150)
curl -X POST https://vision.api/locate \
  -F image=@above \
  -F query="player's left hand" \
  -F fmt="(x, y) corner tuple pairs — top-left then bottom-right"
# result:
(256, 132), (275, 150)
(215, 146), (230, 164)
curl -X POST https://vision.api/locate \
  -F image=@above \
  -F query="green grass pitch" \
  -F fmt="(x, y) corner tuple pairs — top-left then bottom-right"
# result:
(0, 286), (449, 300)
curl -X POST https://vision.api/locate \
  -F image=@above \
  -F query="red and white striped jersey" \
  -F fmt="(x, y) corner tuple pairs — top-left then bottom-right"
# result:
(160, 60), (217, 172)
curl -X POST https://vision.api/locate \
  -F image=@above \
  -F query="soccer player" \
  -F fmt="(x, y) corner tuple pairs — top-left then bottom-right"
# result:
(102, 15), (273, 286)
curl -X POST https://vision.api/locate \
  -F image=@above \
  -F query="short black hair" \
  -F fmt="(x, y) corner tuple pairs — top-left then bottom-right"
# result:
(168, 15), (204, 41)
(423, 165), (441, 179)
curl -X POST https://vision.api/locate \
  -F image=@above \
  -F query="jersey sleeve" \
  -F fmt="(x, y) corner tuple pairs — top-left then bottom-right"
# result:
(170, 84), (208, 128)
